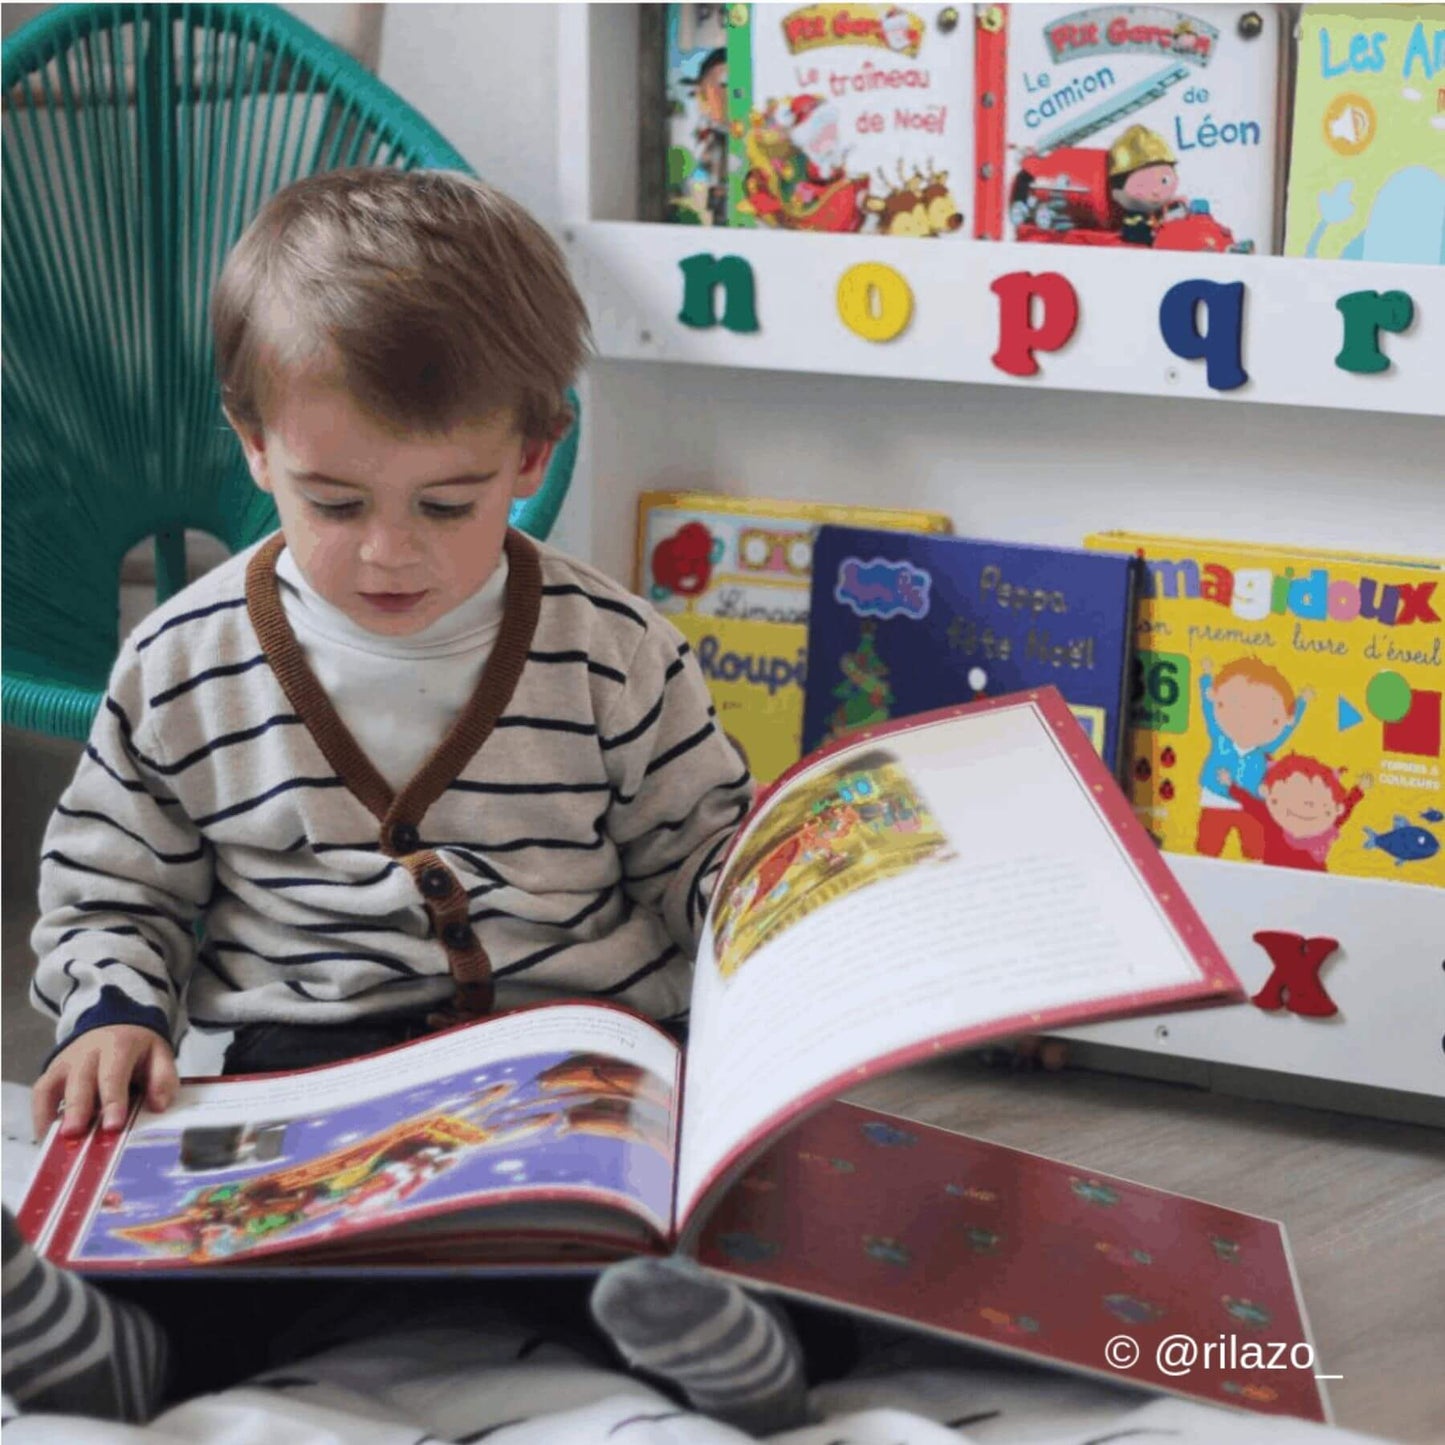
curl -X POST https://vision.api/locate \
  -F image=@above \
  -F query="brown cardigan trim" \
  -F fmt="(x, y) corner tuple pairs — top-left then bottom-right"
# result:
(244, 529), (545, 841)
(246, 534), (394, 823)
(386, 530), (544, 837)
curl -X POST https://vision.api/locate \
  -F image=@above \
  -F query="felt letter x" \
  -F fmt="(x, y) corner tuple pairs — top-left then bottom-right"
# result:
(1250, 931), (1341, 1018)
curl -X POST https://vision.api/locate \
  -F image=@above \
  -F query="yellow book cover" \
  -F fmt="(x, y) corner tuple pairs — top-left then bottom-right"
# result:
(637, 494), (952, 782)
(1088, 532), (1444, 889)
(1283, 5), (1445, 263)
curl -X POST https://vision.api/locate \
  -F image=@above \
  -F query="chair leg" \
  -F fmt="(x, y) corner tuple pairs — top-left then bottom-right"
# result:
(154, 529), (188, 604)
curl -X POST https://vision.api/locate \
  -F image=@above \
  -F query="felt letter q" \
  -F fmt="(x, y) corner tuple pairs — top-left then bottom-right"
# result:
(1159, 279), (1248, 391)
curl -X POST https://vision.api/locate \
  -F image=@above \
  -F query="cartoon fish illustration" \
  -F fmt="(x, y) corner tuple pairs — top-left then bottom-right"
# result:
(1420, 808), (1444, 823)
(1363, 816), (1440, 867)
(863, 1235), (912, 1265)
(861, 1121), (917, 1148)
(715, 1232), (780, 1264)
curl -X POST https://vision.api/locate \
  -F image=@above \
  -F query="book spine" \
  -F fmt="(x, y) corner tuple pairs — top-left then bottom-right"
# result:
(727, 4), (757, 227)
(974, 3), (1010, 239)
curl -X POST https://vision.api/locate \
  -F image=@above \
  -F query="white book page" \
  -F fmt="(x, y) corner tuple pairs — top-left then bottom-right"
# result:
(676, 701), (1207, 1225)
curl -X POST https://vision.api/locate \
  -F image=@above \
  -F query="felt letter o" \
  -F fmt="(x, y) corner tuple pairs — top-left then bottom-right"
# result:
(837, 263), (914, 343)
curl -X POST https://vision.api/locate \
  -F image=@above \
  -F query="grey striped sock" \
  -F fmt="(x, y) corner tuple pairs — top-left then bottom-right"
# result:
(2, 1208), (169, 1422)
(591, 1255), (807, 1434)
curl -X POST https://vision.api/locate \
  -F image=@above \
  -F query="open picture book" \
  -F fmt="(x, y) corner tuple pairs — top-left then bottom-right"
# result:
(20, 688), (1326, 1420)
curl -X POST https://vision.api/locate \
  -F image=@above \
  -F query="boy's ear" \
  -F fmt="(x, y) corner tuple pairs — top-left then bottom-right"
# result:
(512, 437), (555, 500)
(226, 410), (273, 494)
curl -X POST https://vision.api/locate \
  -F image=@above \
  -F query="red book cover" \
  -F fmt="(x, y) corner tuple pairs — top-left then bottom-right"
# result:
(697, 1099), (1328, 1423)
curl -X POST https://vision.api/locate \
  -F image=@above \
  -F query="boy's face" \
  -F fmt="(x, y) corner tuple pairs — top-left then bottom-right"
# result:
(1263, 774), (1341, 841)
(233, 381), (551, 636)
(1211, 677), (1288, 751)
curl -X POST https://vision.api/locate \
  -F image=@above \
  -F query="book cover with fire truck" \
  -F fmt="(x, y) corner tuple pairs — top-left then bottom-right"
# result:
(725, 3), (975, 235)
(1088, 532), (1444, 889)
(1283, 6), (1445, 264)
(636, 494), (951, 783)
(975, 4), (1286, 252)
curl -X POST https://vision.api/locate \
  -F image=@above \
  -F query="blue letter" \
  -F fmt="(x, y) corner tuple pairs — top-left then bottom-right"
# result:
(1159, 279), (1248, 391)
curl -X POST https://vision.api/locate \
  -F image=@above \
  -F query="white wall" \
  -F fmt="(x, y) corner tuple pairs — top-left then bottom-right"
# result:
(378, 4), (560, 222)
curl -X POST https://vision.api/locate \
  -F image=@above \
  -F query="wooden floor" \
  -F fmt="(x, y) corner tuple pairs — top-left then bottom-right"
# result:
(847, 1058), (1445, 1444)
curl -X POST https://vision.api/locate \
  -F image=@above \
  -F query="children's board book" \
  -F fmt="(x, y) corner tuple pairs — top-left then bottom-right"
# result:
(975, 3), (1286, 252)
(1283, 5), (1445, 264)
(636, 493), (951, 784)
(801, 525), (1140, 781)
(15, 690), (1324, 1419)
(1088, 532), (1444, 889)
(726, 2), (975, 235)
(663, 4), (733, 226)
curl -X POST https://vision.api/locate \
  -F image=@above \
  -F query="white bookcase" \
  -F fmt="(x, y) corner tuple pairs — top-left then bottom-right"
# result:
(554, 4), (1444, 1121)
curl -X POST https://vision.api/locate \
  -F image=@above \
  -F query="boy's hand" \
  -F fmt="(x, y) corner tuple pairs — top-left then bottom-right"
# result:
(32, 1027), (178, 1141)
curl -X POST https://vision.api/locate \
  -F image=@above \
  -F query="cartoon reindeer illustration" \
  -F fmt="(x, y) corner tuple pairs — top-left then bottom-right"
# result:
(864, 160), (964, 237)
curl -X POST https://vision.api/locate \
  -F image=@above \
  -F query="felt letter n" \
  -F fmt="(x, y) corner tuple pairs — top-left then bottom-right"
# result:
(678, 254), (760, 333)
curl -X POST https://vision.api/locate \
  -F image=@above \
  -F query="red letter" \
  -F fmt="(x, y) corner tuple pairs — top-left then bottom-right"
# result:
(990, 271), (1080, 377)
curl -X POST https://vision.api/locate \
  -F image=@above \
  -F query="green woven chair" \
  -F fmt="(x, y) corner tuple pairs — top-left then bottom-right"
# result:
(2, 3), (579, 740)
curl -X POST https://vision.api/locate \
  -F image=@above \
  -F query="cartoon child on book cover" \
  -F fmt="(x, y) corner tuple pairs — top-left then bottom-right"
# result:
(1214, 755), (1371, 872)
(1195, 657), (1312, 861)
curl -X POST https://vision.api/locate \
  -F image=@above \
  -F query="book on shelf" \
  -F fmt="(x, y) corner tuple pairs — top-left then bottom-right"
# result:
(802, 524), (1140, 782)
(726, 2), (975, 235)
(17, 689), (1328, 1420)
(974, 2), (1287, 252)
(635, 492), (951, 783)
(1282, 4), (1445, 264)
(1087, 531), (1444, 888)
(653, 4), (733, 226)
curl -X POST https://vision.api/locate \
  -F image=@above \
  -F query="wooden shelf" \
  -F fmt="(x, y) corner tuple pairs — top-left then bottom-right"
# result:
(560, 220), (1444, 417)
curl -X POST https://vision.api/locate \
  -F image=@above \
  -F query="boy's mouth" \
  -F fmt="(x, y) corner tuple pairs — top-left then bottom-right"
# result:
(359, 591), (429, 614)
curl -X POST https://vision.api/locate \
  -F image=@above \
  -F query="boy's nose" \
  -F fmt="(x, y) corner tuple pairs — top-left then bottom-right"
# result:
(359, 526), (422, 568)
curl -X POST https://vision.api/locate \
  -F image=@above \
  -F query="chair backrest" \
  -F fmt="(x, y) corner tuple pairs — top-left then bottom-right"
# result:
(2, 3), (574, 738)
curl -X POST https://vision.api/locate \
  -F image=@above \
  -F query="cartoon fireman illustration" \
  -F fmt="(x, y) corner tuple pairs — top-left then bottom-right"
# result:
(1108, 125), (1184, 246)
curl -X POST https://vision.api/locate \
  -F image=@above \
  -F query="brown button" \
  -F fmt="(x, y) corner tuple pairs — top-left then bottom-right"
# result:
(442, 921), (477, 950)
(420, 866), (452, 899)
(391, 822), (420, 854)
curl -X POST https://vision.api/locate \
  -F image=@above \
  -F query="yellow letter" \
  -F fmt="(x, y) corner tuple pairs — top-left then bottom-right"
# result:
(836, 263), (913, 343)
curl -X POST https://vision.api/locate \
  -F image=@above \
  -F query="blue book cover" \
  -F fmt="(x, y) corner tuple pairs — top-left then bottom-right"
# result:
(802, 527), (1141, 780)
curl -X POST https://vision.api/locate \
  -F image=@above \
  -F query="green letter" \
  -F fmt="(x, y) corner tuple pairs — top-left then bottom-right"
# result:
(677, 254), (760, 333)
(1335, 289), (1415, 374)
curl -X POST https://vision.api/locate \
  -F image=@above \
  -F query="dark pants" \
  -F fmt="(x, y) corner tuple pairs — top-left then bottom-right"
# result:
(110, 1015), (857, 1401)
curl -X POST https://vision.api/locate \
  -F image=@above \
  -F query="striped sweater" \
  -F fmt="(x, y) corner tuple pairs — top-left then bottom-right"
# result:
(31, 531), (753, 1053)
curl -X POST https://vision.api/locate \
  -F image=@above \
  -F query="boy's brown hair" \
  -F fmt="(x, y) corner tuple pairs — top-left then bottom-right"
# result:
(1213, 656), (1295, 712)
(213, 168), (591, 441)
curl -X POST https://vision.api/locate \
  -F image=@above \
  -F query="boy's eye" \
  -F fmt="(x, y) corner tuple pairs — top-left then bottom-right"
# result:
(306, 498), (363, 519)
(420, 500), (476, 520)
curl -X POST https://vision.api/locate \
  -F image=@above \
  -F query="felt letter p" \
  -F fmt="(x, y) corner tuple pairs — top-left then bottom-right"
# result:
(1159, 279), (1248, 391)
(990, 271), (1080, 377)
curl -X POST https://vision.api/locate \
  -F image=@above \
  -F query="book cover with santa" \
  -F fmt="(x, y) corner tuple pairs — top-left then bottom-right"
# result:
(726, 3), (975, 236)
(975, 4), (1286, 253)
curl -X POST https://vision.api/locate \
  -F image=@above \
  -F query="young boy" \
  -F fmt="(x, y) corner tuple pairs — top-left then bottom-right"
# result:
(26, 168), (804, 1430)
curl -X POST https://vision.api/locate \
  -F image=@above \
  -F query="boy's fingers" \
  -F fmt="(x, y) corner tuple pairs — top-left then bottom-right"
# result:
(144, 1044), (179, 1113)
(61, 1053), (100, 1138)
(32, 1067), (66, 1140)
(96, 1044), (137, 1132)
